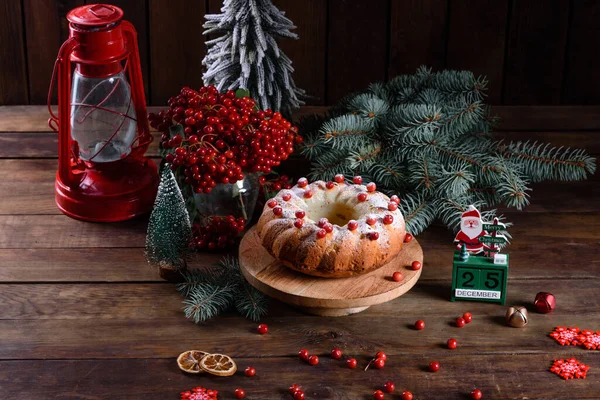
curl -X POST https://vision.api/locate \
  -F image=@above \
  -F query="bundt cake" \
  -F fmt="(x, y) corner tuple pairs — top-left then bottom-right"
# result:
(256, 175), (407, 278)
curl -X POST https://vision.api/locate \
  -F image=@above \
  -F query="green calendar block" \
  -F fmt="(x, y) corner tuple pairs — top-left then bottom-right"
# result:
(451, 251), (508, 305)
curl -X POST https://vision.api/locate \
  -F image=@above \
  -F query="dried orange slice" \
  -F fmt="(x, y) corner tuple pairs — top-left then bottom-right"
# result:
(199, 353), (237, 376)
(177, 350), (209, 374)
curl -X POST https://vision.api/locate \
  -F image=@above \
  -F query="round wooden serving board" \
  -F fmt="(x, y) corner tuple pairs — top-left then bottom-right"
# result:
(239, 226), (423, 316)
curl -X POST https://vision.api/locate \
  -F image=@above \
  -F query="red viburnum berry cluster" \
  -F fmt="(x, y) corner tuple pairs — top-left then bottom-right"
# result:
(149, 86), (301, 195)
(192, 216), (246, 250)
(180, 386), (218, 400)
(549, 326), (600, 350)
(550, 358), (589, 380)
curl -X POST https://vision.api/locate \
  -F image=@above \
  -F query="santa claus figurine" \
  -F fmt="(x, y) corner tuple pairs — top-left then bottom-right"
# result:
(454, 205), (489, 255)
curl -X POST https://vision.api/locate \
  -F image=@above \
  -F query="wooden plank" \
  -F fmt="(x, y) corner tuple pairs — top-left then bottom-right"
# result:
(446, 0), (509, 104)
(0, 158), (598, 216)
(2, 353), (599, 399)
(0, 215), (148, 248)
(3, 130), (600, 159)
(563, 0), (600, 104)
(0, 219), (597, 282)
(0, 279), (596, 321)
(86, 0), (150, 98)
(149, 0), (206, 106)
(503, 0), (569, 104)
(6, 105), (600, 132)
(387, 0), (448, 78)
(0, 279), (597, 361)
(0, 159), (597, 215)
(327, 0), (389, 104)
(2, 211), (593, 250)
(0, 248), (223, 282)
(0, 0), (29, 105)
(273, 0), (327, 105)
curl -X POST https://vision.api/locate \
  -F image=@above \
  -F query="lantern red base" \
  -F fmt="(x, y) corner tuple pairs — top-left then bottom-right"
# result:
(55, 157), (158, 222)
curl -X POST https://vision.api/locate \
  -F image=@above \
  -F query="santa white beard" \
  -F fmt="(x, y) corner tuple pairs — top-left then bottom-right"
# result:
(461, 218), (483, 239)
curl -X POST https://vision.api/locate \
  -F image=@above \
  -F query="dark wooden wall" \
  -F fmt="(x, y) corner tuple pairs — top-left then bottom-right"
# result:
(2, 0), (600, 106)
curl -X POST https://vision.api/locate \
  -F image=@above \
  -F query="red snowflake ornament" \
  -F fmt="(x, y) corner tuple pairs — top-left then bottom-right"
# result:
(180, 386), (219, 400)
(549, 326), (582, 346)
(550, 358), (589, 380)
(578, 330), (600, 350)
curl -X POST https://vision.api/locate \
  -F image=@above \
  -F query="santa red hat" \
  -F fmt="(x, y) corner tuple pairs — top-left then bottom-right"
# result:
(461, 205), (481, 219)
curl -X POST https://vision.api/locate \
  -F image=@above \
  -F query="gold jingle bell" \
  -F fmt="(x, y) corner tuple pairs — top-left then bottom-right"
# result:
(506, 306), (528, 328)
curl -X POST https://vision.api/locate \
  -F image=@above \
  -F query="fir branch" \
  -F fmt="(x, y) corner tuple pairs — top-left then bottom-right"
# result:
(183, 283), (235, 323)
(400, 193), (438, 235)
(234, 280), (269, 321)
(503, 141), (596, 182)
(300, 66), (596, 237)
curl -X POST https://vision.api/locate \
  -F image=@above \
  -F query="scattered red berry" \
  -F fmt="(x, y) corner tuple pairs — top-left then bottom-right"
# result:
(429, 361), (440, 372)
(410, 261), (421, 270)
(294, 219), (304, 228)
(323, 223), (334, 233)
(375, 351), (387, 361)
(295, 210), (305, 219)
(353, 176), (363, 184)
(471, 389), (483, 400)
(414, 320), (425, 330)
(366, 216), (377, 225)
(366, 182), (376, 192)
(273, 206), (283, 216)
(234, 388), (245, 399)
(346, 358), (358, 369)
(298, 349), (309, 361)
(383, 214), (394, 225)
(447, 338), (458, 349)
(289, 384), (301, 394)
(282, 193), (292, 201)
(383, 381), (395, 393)
(308, 355), (319, 365)
(390, 195), (400, 204)
(373, 390), (385, 400)
(357, 193), (368, 202)
(456, 317), (466, 328)
(257, 324), (268, 334)
(388, 202), (398, 211)
(293, 391), (305, 400)
(303, 190), (313, 199)
(326, 181), (335, 189)
(334, 174), (345, 183)
(297, 177), (308, 188)
(463, 312), (473, 323)
(267, 199), (277, 208)
(368, 232), (379, 240)
(373, 358), (385, 369)
(401, 392), (413, 400)
(191, 215), (245, 251)
(244, 366), (256, 377)
(404, 233), (413, 243)
(392, 271), (403, 282)
(348, 220), (358, 231)
(316, 229), (327, 239)
(331, 348), (342, 359)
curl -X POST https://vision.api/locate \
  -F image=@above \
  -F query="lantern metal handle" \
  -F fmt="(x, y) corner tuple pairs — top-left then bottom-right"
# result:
(48, 37), (81, 187)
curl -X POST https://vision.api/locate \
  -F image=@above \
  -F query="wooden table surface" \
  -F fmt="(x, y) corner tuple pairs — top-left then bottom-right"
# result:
(0, 106), (599, 399)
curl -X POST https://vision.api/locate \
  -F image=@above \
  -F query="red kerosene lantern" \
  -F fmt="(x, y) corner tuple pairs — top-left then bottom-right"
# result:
(48, 4), (157, 221)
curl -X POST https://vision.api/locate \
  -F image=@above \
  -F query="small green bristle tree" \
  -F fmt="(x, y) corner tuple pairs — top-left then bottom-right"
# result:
(300, 67), (596, 235)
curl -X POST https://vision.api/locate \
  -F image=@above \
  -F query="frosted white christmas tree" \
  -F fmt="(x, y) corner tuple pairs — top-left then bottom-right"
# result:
(203, 0), (306, 117)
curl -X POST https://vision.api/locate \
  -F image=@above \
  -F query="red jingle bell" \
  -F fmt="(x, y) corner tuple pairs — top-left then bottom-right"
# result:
(534, 292), (556, 313)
